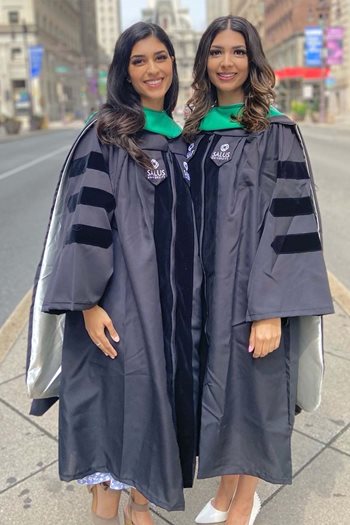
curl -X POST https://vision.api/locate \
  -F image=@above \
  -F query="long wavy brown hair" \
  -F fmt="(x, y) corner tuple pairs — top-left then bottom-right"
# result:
(183, 16), (275, 142)
(97, 22), (179, 169)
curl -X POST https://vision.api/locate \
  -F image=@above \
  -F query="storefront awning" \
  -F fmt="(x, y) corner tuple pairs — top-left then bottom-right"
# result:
(275, 67), (330, 80)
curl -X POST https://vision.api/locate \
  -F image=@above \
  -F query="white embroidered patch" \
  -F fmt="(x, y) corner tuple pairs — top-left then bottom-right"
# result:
(146, 158), (166, 183)
(211, 143), (231, 162)
(187, 143), (195, 159)
(183, 161), (190, 181)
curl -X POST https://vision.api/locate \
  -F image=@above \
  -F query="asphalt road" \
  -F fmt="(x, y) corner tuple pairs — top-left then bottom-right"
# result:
(0, 125), (349, 327)
(300, 125), (350, 290)
(0, 130), (78, 326)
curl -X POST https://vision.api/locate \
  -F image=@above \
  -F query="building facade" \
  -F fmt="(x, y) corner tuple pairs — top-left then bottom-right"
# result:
(230, 0), (265, 38)
(206, 0), (231, 25)
(95, 0), (121, 63)
(328, 0), (350, 118)
(0, 0), (100, 124)
(142, 0), (201, 112)
(80, 0), (100, 112)
(263, 0), (332, 114)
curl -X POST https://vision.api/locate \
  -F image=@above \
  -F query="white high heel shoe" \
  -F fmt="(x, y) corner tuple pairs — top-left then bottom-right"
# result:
(195, 491), (261, 525)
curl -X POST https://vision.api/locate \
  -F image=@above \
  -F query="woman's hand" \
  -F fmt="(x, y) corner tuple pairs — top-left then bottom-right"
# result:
(248, 318), (281, 358)
(82, 305), (119, 359)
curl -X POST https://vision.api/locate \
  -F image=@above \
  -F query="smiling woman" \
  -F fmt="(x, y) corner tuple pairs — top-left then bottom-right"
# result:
(26, 21), (201, 525)
(207, 29), (249, 105)
(128, 37), (174, 110)
(183, 15), (333, 525)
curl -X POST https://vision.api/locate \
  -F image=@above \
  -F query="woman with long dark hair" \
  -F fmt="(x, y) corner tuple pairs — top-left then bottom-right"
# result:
(27, 22), (201, 525)
(183, 16), (333, 525)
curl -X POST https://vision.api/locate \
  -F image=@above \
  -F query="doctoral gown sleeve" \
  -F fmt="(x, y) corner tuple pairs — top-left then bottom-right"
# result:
(246, 124), (333, 321)
(42, 128), (115, 313)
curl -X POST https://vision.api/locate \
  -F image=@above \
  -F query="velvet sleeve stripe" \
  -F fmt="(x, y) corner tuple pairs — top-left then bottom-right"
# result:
(271, 232), (322, 254)
(277, 160), (309, 180)
(270, 197), (314, 217)
(67, 187), (116, 213)
(68, 151), (108, 178)
(66, 224), (113, 249)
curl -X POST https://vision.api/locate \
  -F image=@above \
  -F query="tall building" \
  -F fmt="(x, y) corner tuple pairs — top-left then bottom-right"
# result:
(206, 0), (230, 25)
(95, 0), (121, 63)
(0, 0), (100, 124)
(263, 0), (331, 113)
(80, 0), (100, 111)
(142, 0), (201, 111)
(230, 0), (265, 38)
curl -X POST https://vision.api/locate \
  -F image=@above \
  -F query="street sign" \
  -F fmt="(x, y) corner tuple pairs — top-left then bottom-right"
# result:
(15, 90), (30, 108)
(326, 26), (345, 65)
(55, 66), (70, 74)
(29, 46), (44, 78)
(325, 76), (336, 89)
(304, 26), (323, 67)
(303, 85), (314, 100)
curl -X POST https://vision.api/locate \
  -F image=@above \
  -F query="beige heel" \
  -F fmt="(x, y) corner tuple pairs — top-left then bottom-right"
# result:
(123, 494), (149, 525)
(88, 483), (120, 524)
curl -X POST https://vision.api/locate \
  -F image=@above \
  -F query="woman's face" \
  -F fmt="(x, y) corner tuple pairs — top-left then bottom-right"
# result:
(207, 29), (249, 105)
(128, 35), (174, 111)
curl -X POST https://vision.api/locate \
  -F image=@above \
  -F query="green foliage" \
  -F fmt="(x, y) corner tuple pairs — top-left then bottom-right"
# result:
(290, 100), (308, 119)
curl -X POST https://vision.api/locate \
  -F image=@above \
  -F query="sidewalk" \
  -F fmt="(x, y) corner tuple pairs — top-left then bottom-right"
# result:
(0, 300), (349, 524)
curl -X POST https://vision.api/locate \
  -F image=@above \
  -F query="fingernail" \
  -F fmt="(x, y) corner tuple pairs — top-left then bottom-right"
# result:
(248, 345), (254, 353)
(112, 336), (120, 343)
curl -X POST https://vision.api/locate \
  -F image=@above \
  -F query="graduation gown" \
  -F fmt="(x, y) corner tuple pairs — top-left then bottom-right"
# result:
(26, 118), (202, 511)
(187, 112), (333, 485)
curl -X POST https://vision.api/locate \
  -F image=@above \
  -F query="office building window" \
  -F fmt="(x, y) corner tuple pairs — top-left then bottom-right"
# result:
(11, 47), (22, 60)
(8, 11), (19, 24)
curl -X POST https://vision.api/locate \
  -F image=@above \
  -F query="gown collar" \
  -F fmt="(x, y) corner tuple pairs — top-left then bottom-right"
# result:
(143, 107), (182, 139)
(199, 103), (285, 131)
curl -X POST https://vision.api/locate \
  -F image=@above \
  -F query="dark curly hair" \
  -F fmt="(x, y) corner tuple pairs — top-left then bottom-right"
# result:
(183, 16), (275, 142)
(97, 22), (179, 168)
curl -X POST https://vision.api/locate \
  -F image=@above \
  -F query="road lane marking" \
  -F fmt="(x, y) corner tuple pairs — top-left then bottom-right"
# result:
(0, 145), (70, 181)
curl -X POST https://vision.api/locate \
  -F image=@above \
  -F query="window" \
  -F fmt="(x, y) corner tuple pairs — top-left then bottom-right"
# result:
(11, 47), (21, 60)
(8, 11), (19, 24)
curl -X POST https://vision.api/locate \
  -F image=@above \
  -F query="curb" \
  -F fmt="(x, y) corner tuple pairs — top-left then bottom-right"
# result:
(0, 289), (32, 365)
(0, 271), (349, 367)
(327, 272), (350, 317)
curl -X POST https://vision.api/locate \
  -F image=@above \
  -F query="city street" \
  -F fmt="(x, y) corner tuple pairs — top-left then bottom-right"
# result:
(0, 129), (78, 326)
(0, 124), (349, 326)
(300, 124), (350, 290)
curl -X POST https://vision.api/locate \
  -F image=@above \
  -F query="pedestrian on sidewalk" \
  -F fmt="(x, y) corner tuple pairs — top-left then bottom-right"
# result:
(183, 15), (334, 525)
(26, 22), (201, 525)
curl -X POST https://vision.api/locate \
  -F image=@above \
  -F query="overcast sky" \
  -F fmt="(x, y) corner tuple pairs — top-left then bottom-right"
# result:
(120, 0), (206, 31)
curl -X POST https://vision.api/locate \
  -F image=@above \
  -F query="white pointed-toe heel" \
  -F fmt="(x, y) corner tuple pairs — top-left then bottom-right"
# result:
(195, 498), (229, 524)
(195, 492), (261, 525)
(249, 492), (261, 525)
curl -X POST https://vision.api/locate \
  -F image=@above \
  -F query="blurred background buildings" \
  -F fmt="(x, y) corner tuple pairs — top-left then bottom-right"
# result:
(0, 0), (348, 129)
(142, 0), (201, 110)
(207, 0), (349, 121)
